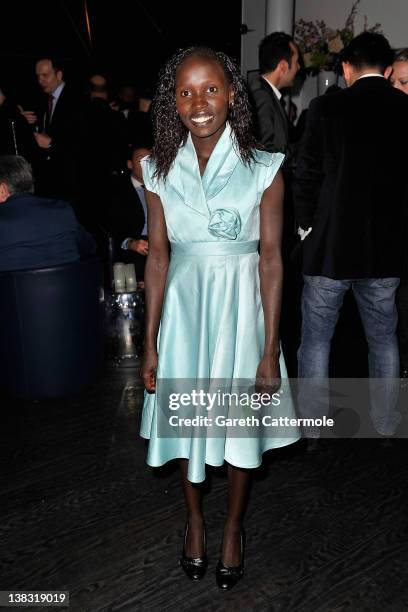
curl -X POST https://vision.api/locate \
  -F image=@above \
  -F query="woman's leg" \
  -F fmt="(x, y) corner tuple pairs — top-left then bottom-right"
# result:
(221, 464), (251, 565)
(179, 459), (205, 557)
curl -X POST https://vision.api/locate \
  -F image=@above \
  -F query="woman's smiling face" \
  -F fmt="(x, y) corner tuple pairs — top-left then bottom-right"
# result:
(175, 55), (234, 144)
(390, 60), (408, 95)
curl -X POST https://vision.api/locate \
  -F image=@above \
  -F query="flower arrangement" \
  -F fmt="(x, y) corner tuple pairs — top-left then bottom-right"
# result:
(295, 0), (382, 75)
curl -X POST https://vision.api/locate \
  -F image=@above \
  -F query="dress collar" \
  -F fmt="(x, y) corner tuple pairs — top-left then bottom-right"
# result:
(173, 122), (241, 218)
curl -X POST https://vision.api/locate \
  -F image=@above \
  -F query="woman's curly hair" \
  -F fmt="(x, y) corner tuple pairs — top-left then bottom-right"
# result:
(151, 46), (259, 180)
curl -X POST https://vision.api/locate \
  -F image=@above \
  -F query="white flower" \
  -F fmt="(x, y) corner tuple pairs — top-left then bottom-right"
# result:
(328, 35), (344, 53)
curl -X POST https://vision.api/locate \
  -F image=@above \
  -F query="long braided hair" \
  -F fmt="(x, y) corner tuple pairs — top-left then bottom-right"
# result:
(151, 46), (258, 180)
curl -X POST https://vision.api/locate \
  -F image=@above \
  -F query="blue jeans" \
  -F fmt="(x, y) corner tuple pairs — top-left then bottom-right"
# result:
(298, 275), (401, 436)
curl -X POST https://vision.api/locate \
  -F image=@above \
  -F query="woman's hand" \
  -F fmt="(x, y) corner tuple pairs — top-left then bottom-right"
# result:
(255, 353), (281, 394)
(140, 347), (158, 392)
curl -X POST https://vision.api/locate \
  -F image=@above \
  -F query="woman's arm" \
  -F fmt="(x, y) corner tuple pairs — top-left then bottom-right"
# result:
(140, 189), (169, 392)
(257, 169), (284, 386)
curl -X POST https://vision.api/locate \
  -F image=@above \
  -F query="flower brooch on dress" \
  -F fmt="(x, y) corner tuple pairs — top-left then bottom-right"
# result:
(208, 208), (241, 240)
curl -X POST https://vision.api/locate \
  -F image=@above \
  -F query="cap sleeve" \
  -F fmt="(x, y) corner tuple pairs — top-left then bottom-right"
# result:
(140, 155), (159, 195)
(254, 150), (285, 193)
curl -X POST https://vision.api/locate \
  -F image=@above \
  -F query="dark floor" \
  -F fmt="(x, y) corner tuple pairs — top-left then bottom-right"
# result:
(1, 289), (408, 611)
(1, 353), (408, 612)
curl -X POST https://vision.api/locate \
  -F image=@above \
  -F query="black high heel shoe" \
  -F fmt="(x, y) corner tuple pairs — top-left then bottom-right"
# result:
(216, 528), (245, 590)
(179, 523), (208, 581)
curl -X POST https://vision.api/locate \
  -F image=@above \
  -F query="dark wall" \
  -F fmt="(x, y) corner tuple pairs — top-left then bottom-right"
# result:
(1, 0), (242, 103)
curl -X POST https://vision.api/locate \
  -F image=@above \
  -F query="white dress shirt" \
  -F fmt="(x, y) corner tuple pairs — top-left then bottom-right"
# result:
(49, 81), (65, 120)
(261, 76), (282, 100)
(121, 176), (148, 249)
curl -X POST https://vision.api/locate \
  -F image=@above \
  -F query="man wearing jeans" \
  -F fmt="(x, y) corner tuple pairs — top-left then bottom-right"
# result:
(293, 32), (408, 436)
(388, 48), (408, 378)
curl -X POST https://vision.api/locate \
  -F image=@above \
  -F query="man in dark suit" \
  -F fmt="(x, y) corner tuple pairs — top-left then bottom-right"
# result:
(0, 155), (95, 272)
(251, 32), (301, 376)
(79, 73), (128, 229)
(106, 146), (151, 285)
(388, 49), (408, 378)
(294, 32), (408, 435)
(19, 58), (83, 204)
(251, 32), (300, 156)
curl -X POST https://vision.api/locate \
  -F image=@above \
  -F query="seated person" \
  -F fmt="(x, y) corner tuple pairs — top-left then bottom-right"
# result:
(106, 145), (151, 287)
(0, 155), (96, 272)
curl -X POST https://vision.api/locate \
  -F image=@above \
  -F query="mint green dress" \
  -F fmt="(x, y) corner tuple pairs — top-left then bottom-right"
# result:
(140, 123), (299, 483)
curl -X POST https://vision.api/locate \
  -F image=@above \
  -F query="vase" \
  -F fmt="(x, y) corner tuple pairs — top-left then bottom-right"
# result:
(317, 70), (337, 95)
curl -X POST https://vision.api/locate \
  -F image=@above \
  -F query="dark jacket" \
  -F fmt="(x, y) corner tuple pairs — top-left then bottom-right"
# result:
(33, 85), (84, 202)
(126, 109), (154, 149)
(81, 97), (128, 179)
(293, 77), (408, 279)
(0, 192), (96, 272)
(105, 175), (147, 280)
(250, 75), (289, 155)
(77, 97), (129, 225)
(107, 174), (146, 242)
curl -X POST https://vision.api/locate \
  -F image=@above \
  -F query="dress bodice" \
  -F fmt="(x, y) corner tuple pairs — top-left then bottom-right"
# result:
(141, 123), (284, 244)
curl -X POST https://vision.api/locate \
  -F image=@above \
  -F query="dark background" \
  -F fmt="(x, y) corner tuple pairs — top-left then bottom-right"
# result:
(1, 0), (242, 105)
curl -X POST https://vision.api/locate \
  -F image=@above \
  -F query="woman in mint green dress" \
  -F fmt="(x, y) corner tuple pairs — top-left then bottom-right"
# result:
(140, 47), (299, 589)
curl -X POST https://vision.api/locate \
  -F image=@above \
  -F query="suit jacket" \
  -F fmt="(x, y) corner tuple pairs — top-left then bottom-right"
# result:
(77, 98), (129, 227)
(0, 192), (96, 272)
(34, 85), (84, 202)
(126, 109), (154, 148)
(250, 76), (289, 155)
(293, 77), (408, 279)
(251, 76), (298, 254)
(105, 175), (147, 279)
